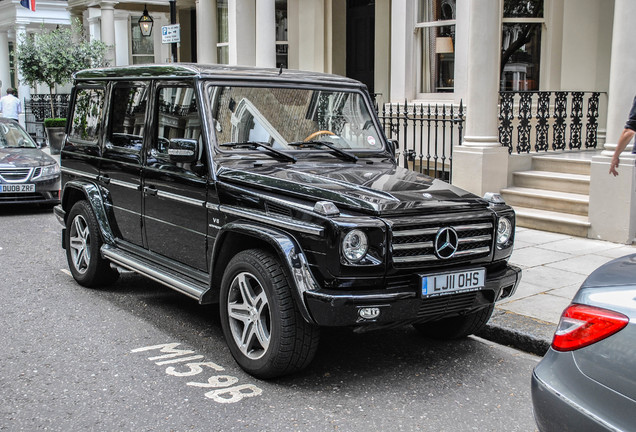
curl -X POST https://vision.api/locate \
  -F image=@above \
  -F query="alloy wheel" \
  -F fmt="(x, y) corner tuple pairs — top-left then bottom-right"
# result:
(69, 214), (90, 274)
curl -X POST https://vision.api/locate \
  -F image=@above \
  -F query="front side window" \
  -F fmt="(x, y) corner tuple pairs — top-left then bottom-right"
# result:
(69, 87), (105, 143)
(417, 0), (456, 94)
(208, 86), (383, 152)
(131, 16), (155, 65)
(500, 0), (544, 91)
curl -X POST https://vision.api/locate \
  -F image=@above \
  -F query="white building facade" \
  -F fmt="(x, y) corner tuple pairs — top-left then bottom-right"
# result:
(2, 0), (635, 243)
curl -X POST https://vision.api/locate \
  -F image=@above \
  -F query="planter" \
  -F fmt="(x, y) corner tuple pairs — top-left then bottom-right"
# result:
(45, 127), (66, 155)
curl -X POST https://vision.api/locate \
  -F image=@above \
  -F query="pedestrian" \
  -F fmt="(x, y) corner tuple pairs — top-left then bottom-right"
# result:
(609, 95), (636, 176)
(0, 88), (22, 122)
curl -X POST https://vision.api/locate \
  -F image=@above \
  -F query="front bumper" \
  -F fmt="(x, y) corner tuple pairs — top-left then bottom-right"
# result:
(0, 178), (61, 206)
(304, 264), (521, 326)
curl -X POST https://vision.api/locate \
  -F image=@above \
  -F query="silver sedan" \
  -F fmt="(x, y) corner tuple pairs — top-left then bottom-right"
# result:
(532, 253), (636, 431)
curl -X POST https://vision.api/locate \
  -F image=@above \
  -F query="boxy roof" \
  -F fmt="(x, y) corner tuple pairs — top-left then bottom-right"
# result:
(73, 63), (365, 88)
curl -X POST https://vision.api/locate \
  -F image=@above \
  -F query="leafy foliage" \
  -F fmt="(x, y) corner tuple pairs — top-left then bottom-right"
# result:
(16, 19), (109, 117)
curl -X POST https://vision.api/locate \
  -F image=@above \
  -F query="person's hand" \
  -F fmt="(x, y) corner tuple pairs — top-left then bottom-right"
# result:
(610, 156), (620, 176)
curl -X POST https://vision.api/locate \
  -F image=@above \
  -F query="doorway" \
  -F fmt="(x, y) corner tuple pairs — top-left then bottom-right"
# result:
(346, 0), (375, 94)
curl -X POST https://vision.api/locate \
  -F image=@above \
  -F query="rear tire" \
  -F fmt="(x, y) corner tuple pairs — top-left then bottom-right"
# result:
(65, 200), (119, 287)
(413, 304), (495, 340)
(220, 249), (320, 379)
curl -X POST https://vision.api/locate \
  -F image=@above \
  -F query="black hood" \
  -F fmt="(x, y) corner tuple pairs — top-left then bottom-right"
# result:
(0, 148), (57, 168)
(217, 160), (488, 215)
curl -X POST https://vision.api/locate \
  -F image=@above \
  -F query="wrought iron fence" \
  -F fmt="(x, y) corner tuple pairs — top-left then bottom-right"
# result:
(498, 91), (603, 154)
(378, 101), (464, 182)
(24, 94), (70, 145)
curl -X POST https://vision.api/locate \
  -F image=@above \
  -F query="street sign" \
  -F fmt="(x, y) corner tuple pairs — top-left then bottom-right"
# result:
(162, 24), (180, 44)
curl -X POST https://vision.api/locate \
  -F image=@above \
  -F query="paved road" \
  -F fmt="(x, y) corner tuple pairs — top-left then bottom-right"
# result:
(1, 207), (539, 431)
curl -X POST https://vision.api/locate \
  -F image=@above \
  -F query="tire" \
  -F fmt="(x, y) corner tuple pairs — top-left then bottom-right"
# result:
(65, 200), (119, 287)
(219, 249), (320, 379)
(413, 304), (495, 340)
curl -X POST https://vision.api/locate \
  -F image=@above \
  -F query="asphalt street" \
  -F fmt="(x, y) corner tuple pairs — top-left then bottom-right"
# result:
(1, 207), (539, 431)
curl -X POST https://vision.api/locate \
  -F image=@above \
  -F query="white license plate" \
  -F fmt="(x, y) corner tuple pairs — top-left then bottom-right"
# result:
(1, 184), (35, 193)
(421, 269), (485, 298)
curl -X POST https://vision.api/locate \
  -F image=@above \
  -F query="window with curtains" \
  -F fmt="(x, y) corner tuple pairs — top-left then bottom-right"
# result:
(417, 0), (456, 94)
(275, 0), (288, 69)
(130, 16), (155, 64)
(217, 0), (229, 64)
(500, 0), (544, 91)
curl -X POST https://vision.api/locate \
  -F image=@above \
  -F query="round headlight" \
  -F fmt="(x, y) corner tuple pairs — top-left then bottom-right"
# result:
(497, 217), (512, 245)
(342, 229), (368, 263)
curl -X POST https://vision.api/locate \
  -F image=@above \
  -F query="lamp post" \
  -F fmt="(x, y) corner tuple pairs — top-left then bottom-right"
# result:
(169, 0), (177, 63)
(138, 4), (153, 37)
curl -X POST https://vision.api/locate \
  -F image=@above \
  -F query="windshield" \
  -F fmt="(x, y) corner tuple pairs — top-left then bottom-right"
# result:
(207, 86), (384, 154)
(0, 122), (37, 149)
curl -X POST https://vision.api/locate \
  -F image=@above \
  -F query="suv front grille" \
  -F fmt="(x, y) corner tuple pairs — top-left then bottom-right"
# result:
(391, 215), (493, 266)
(0, 168), (32, 183)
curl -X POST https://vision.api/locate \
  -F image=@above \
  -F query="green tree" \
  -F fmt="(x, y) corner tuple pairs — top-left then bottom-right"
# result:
(16, 20), (109, 117)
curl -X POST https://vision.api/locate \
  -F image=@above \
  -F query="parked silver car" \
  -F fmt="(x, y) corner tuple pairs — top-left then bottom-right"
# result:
(532, 253), (636, 431)
(0, 118), (60, 206)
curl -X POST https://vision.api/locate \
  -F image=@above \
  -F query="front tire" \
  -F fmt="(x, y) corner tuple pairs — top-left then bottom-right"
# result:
(65, 200), (119, 287)
(414, 304), (495, 340)
(220, 249), (320, 379)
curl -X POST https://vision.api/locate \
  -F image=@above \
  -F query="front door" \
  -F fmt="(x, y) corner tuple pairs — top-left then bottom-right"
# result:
(347, 0), (375, 94)
(142, 83), (208, 271)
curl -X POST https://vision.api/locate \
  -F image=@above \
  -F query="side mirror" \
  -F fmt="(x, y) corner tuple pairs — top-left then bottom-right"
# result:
(387, 139), (399, 161)
(168, 138), (199, 164)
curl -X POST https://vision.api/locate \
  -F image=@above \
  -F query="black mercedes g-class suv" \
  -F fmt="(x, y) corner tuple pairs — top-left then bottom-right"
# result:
(54, 64), (520, 378)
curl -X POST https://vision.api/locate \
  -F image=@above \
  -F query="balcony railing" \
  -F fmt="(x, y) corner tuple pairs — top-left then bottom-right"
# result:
(24, 93), (70, 145)
(498, 91), (604, 154)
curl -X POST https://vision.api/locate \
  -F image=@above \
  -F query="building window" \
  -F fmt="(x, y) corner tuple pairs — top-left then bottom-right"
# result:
(131, 16), (155, 64)
(275, 0), (288, 69)
(217, 0), (229, 64)
(417, 0), (456, 94)
(9, 42), (16, 88)
(501, 0), (544, 91)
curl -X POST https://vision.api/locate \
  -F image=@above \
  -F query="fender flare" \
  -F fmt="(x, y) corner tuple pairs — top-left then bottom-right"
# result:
(62, 180), (116, 246)
(208, 222), (320, 325)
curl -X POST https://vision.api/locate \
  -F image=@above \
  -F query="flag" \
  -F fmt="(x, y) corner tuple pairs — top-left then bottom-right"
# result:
(20, 0), (36, 12)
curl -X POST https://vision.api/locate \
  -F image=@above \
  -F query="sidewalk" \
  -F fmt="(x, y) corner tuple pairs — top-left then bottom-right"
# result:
(479, 227), (636, 355)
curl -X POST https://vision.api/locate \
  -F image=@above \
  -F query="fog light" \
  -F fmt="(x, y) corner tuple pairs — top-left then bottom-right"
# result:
(358, 307), (380, 320)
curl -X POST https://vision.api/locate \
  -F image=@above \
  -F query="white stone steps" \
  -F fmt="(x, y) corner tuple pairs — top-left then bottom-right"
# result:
(501, 186), (589, 216)
(532, 155), (592, 175)
(512, 170), (590, 194)
(513, 206), (591, 238)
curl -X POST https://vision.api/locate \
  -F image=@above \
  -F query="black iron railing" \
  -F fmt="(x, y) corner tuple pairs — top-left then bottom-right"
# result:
(24, 93), (70, 145)
(378, 101), (464, 182)
(498, 91), (603, 154)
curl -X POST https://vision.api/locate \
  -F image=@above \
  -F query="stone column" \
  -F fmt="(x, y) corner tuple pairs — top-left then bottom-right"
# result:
(196, 0), (218, 63)
(15, 26), (29, 126)
(100, 1), (118, 65)
(0, 30), (12, 95)
(88, 8), (101, 42)
(228, 0), (255, 66)
(255, 0), (276, 68)
(389, 0), (415, 102)
(452, 0), (508, 197)
(589, 0), (636, 243)
(114, 10), (129, 66)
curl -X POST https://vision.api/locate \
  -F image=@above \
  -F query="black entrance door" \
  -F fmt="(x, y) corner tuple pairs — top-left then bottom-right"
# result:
(346, 0), (375, 94)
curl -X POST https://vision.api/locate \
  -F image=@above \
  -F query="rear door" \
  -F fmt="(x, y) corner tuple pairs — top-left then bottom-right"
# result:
(142, 82), (208, 271)
(100, 81), (150, 246)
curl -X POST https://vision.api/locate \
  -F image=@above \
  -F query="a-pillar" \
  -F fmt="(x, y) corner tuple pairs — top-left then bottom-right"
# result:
(589, 0), (636, 243)
(99, 1), (117, 65)
(228, 0), (255, 66)
(452, 0), (508, 197)
(255, 0), (275, 68)
(0, 30), (11, 94)
(196, 0), (217, 64)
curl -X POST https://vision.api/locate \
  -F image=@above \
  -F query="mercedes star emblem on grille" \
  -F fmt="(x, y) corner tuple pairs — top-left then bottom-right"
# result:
(434, 227), (459, 259)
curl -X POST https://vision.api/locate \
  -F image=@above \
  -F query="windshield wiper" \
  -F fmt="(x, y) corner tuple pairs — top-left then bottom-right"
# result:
(220, 141), (296, 163)
(288, 140), (358, 163)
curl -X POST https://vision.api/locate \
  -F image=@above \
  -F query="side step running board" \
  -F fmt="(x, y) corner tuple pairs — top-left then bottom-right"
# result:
(101, 245), (208, 301)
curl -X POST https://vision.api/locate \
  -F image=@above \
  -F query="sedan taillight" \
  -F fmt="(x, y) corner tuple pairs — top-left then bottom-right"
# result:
(552, 304), (629, 352)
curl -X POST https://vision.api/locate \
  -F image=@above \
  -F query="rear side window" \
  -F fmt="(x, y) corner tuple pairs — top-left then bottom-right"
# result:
(69, 87), (105, 143)
(106, 82), (149, 153)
